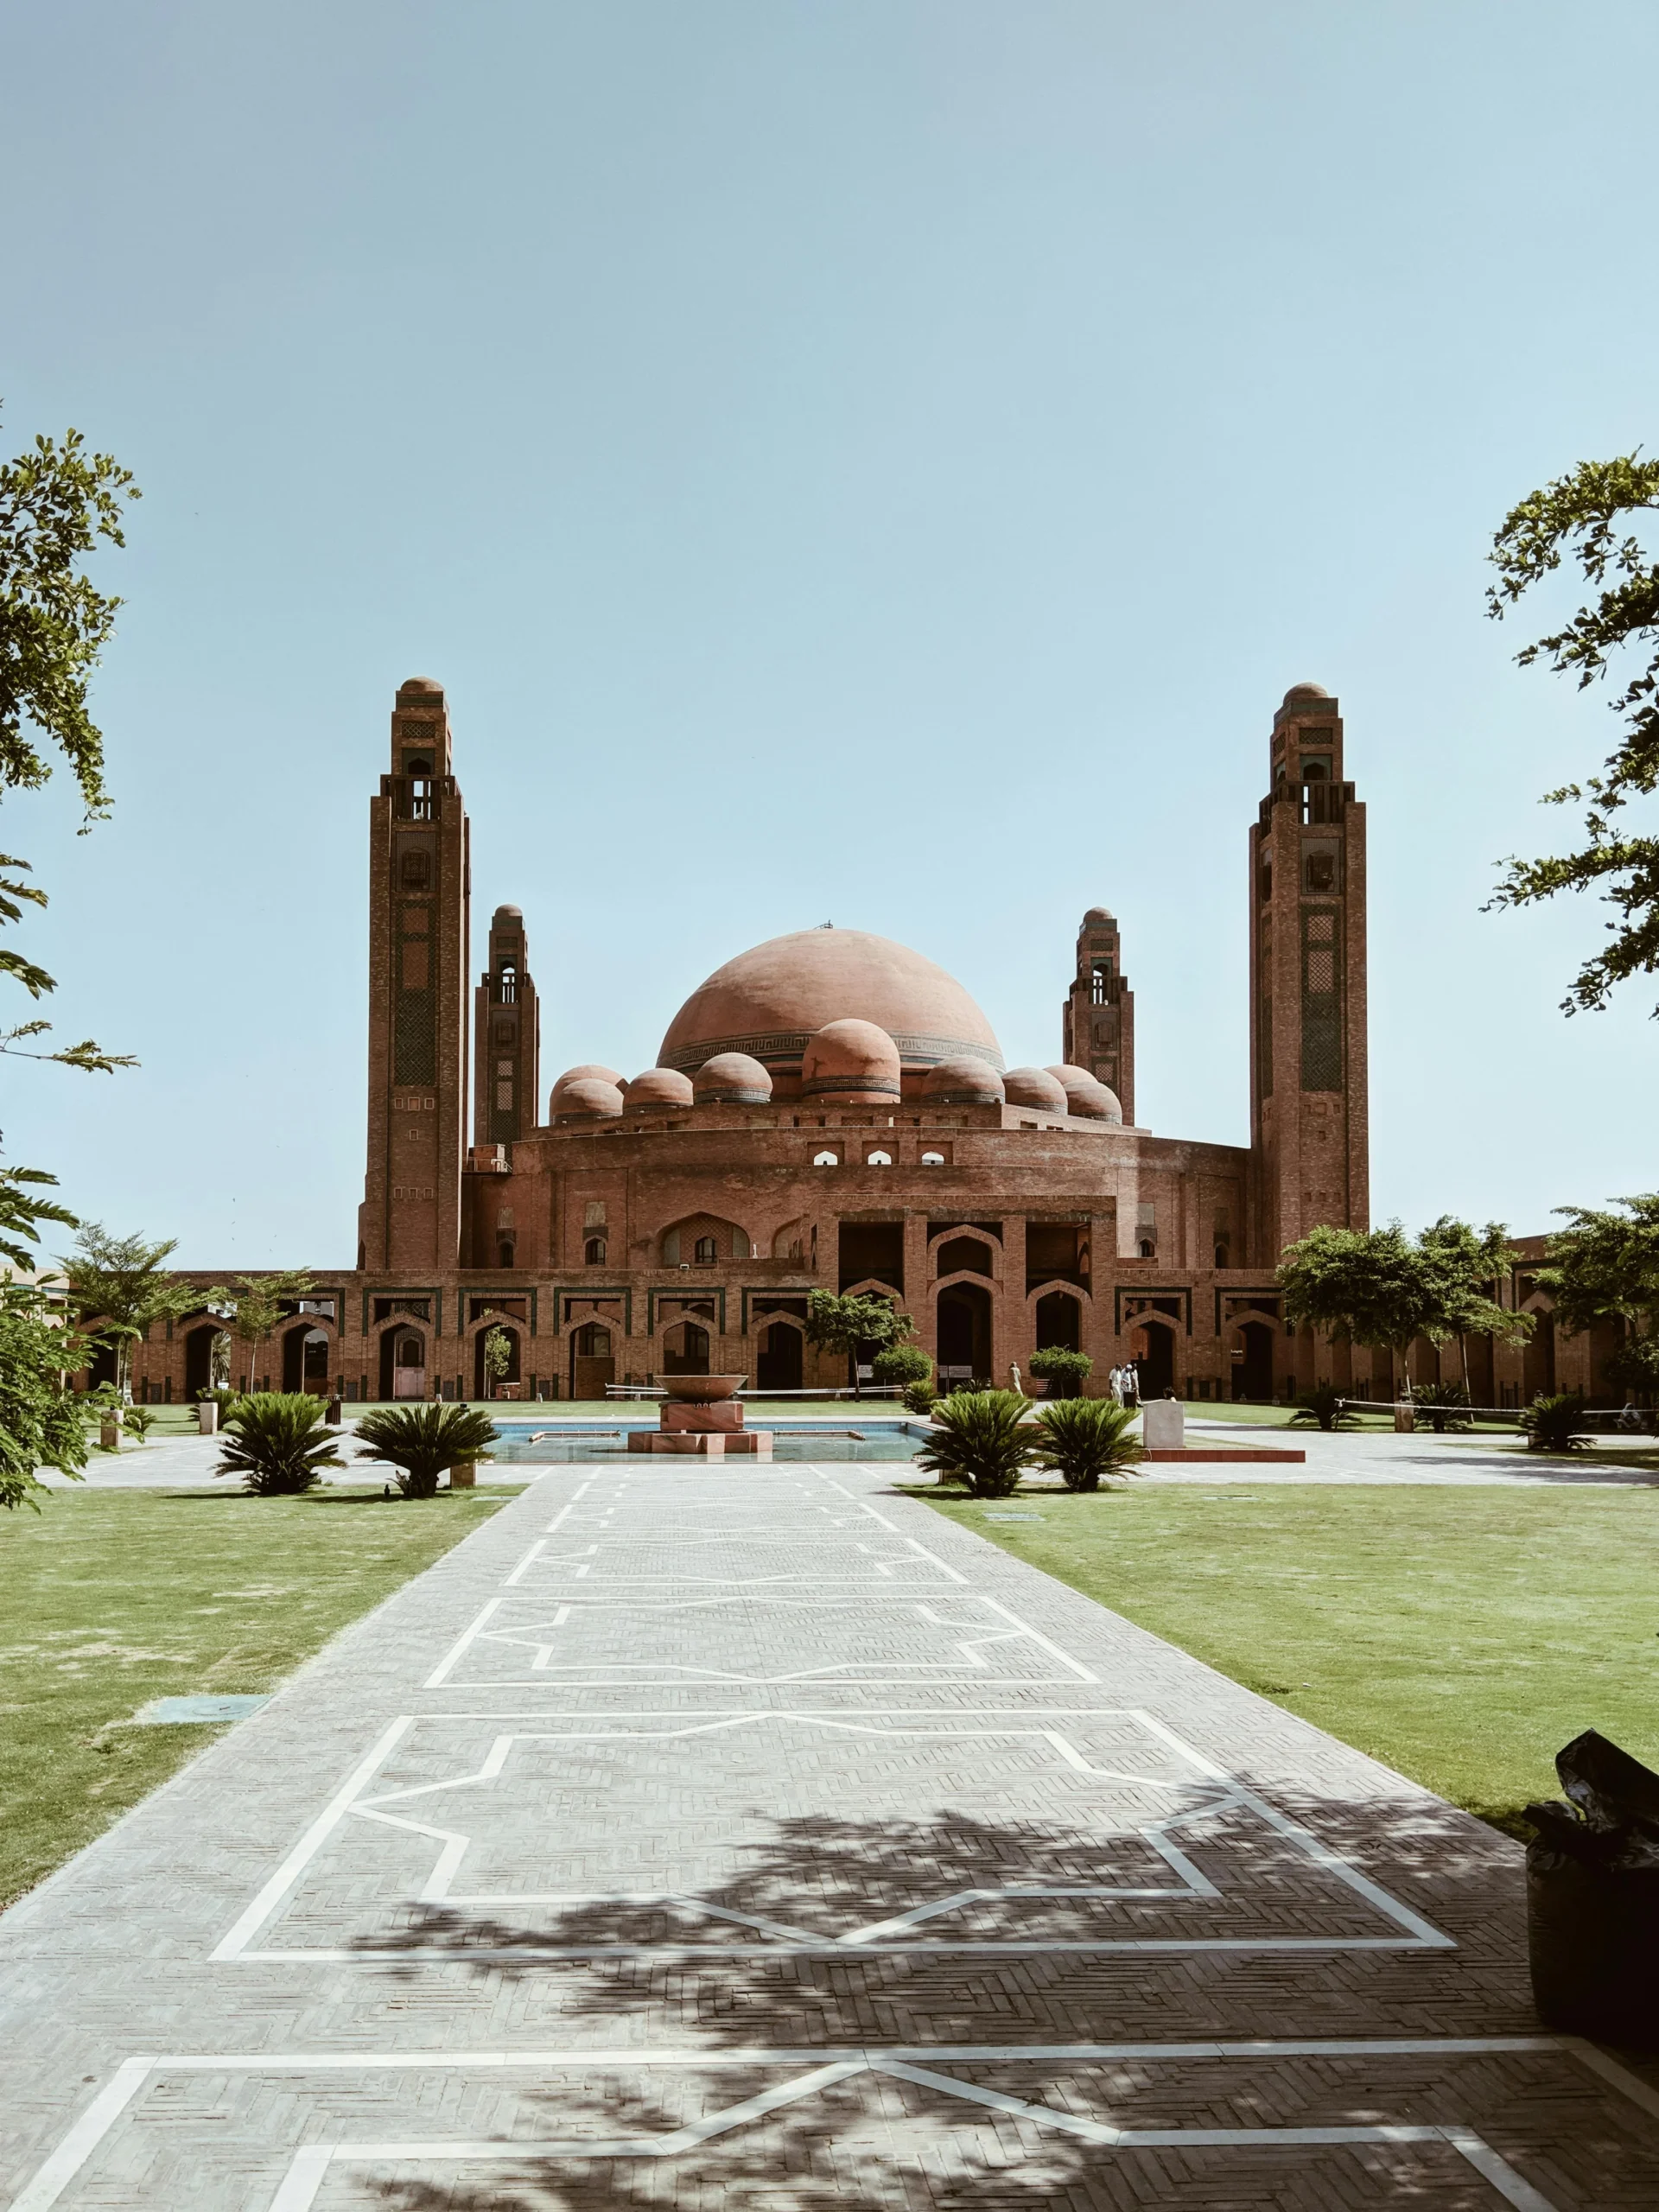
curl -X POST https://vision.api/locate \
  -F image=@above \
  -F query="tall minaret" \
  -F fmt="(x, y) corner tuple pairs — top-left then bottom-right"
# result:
(1249, 683), (1369, 1265)
(1061, 906), (1135, 1122)
(473, 904), (541, 1152)
(357, 677), (471, 1274)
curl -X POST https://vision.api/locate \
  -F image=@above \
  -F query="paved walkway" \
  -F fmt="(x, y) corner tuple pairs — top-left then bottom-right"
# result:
(3, 1465), (1656, 2209)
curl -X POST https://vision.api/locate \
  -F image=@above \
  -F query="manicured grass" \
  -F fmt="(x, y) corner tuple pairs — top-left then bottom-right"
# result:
(0, 1484), (518, 1909)
(920, 1483), (1659, 1838)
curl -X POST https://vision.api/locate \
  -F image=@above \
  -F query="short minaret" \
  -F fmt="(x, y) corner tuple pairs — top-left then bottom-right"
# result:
(473, 905), (541, 1151)
(1249, 683), (1370, 1264)
(357, 678), (472, 1274)
(1061, 906), (1135, 1123)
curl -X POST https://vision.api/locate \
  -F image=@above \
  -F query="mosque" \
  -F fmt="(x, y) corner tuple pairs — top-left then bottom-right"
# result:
(124, 676), (1591, 1408)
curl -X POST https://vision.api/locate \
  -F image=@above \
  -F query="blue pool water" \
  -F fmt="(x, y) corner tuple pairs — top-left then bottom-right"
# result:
(484, 1419), (929, 1465)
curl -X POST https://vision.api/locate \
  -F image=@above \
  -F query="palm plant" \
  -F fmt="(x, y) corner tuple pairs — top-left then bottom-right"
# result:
(1289, 1382), (1357, 1432)
(1519, 1392), (1591, 1454)
(216, 1391), (344, 1496)
(901, 1379), (937, 1415)
(1029, 1395), (1142, 1490)
(1409, 1381), (1473, 1433)
(912, 1389), (1033, 1497)
(355, 1402), (499, 1498)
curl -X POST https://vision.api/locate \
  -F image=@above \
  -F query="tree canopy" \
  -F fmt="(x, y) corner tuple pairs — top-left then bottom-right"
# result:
(804, 1289), (915, 1397)
(1278, 1218), (1529, 1377)
(60, 1224), (203, 1402)
(1485, 452), (1659, 1014)
(0, 1280), (87, 1510)
(1538, 1193), (1659, 1395)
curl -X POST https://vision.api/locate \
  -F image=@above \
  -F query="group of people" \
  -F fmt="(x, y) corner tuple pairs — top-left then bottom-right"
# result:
(1106, 1361), (1141, 1407)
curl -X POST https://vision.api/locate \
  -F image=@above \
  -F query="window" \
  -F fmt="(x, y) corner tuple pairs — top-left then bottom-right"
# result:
(498, 1237), (516, 1268)
(1214, 1243), (1230, 1268)
(921, 1151), (945, 1166)
(867, 1149), (893, 1166)
(1090, 959), (1112, 1003)
(496, 962), (518, 1004)
(1139, 1238), (1155, 1258)
(1304, 850), (1337, 893)
(399, 849), (431, 890)
(584, 1236), (607, 1265)
(813, 1150), (839, 1167)
(693, 1235), (717, 1264)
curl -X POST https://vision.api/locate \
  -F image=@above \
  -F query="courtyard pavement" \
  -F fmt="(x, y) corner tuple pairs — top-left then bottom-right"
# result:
(3, 1462), (1657, 2208)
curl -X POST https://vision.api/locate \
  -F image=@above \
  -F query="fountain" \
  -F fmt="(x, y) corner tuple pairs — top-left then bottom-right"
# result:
(626, 1373), (773, 1458)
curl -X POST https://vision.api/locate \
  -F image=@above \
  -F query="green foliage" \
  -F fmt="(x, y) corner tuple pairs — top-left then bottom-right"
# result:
(120, 1406), (155, 1443)
(1289, 1382), (1357, 1432)
(354, 1402), (500, 1499)
(216, 1393), (344, 1496)
(1029, 1395), (1141, 1490)
(1279, 1217), (1529, 1370)
(871, 1343), (931, 1387)
(60, 1224), (200, 1401)
(1409, 1382), (1472, 1432)
(207, 1269), (316, 1392)
(1540, 1192), (1659, 1351)
(1519, 1392), (1592, 1454)
(1027, 1346), (1094, 1398)
(481, 1327), (513, 1388)
(900, 1379), (937, 1414)
(804, 1288), (915, 1397)
(912, 1389), (1033, 1497)
(0, 1160), (78, 1272)
(1484, 453), (1659, 1014)
(0, 1280), (86, 1510)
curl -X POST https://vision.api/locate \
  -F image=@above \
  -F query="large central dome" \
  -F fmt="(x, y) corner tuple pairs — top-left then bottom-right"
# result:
(659, 928), (1004, 1074)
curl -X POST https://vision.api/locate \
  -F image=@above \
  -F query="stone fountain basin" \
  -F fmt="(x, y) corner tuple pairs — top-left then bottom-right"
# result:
(653, 1373), (748, 1403)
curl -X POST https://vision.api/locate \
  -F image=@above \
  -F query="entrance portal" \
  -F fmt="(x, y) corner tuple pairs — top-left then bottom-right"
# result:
(756, 1321), (803, 1392)
(1233, 1319), (1274, 1402)
(936, 1281), (992, 1386)
(1130, 1319), (1175, 1399)
(662, 1320), (710, 1376)
(569, 1323), (613, 1402)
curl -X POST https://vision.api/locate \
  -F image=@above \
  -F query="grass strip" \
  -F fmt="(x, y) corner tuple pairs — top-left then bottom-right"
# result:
(0, 1484), (516, 1908)
(919, 1482), (1659, 1837)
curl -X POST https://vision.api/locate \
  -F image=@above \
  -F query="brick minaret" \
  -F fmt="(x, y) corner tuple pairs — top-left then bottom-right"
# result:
(357, 677), (471, 1274)
(473, 904), (541, 1152)
(1249, 683), (1369, 1264)
(1061, 906), (1135, 1122)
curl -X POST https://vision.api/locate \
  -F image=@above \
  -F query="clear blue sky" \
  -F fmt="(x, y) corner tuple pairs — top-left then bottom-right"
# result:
(3, 0), (1654, 1266)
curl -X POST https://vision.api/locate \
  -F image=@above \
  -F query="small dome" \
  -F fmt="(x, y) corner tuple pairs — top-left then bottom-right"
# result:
(397, 676), (444, 695)
(693, 1052), (772, 1104)
(550, 1062), (624, 1107)
(801, 1018), (901, 1103)
(552, 1077), (624, 1124)
(626, 1066), (695, 1111)
(923, 1056), (1007, 1105)
(1084, 906), (1116, 925)
(1003, 1065), (1069, 1113)
(1046, 1064), (1122, 1122)
(1282, 682), (1331, 704)
(493, 903), (523, 921)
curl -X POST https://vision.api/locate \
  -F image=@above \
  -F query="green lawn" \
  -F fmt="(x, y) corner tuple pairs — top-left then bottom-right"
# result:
(0, 1484), (517, 1909)
(921, 1483), (1659, 1837)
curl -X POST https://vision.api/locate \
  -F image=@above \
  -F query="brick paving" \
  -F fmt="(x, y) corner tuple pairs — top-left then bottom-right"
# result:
(3, 1464), (1656, 2209)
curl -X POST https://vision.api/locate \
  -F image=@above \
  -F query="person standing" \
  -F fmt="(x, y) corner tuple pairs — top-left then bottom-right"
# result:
(1122, 1362), (1139, 1408)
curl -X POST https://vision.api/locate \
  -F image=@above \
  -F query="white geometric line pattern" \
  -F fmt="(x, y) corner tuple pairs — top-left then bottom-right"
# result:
(22, 2038), (1656, 2212)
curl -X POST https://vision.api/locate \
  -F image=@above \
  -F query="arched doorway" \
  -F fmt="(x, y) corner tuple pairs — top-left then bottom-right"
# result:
(756, 1320), (803, 1392)
(87, 1338), (118, 1392)
(662, 1319), (710, 1376)
(937, 1281), (992, 1386)
(379, 1327), (428, 1402)
(1523, 1309), (1556, 1400)
(569, 1323), (613, 1402)
(1232, 1319), (1274, 1402)
(474, 1323), (523, 1400)
(1033, 1291), (1081, 1352)
(1130, 1318), (1176, 1399)
(184, 1322), (222, 1402)
(283, 1325), (332, 1395)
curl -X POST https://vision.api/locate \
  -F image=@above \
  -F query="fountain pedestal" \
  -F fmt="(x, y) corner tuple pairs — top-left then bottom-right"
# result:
(627, 1375), (773, 1457)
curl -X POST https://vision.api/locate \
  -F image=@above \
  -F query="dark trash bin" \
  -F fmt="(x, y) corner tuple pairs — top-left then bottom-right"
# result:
(1525, 1729), (1659, 2040)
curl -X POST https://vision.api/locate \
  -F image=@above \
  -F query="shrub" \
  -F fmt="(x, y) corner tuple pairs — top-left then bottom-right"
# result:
(1027, 1347), (1094, 1399)
(1409, 1381), (1472, 1433)
(912, 1389), (1033, 1497)
(122, 1407), (156, 1443)
(355, 1402), (500, 1498)
(901, 1379), (937, 1414)
(1289, 1382), (1357, 1432)
(1029, 1396), (1142, 1490)
(1519, 1392), (1591, 1454)
(217, 1392), (344, 1496)
(872, 1344), (933, 1389)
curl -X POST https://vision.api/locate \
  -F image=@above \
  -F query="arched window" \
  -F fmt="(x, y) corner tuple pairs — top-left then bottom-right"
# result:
(584, 1236), (607, 1266)
(938, 1235), (994, 1279)
(498, 1236), (516, 1268)
(693, 1235), (718, 1265)
(866, 1149), (893, 1167)
(1140, 1238), (1155, 1259)
(813, 1150), (839, 1167)
(1214, 1243), (1229, 1268)
(921, 1151), (944, 1166)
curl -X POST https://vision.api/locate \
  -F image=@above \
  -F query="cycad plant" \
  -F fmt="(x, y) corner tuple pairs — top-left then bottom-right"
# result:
(1518, 1392), (1590, 1454)
(1289, 1382), (1356, 1433)
(1029, 1395), (1142, 1490)
(1408, 1381), (1472, 1433)
(913, 1389), (1033, 1497)
(355, 1402), (500, 1498)
(216, 1391), (344, 1496)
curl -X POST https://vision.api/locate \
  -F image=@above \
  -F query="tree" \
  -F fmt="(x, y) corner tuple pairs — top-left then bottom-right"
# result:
(59, 1224), (202, 1404)
(482, 1326), (513, 1395)
(355, 1404), (499, 1498)
(1536, 1193), (1659, 1398)
(0, 1279), (87, 1509)
(870, 1343), (932, 1389)
(1484, 453), (1659, 1015)
(1277, 1219), (1529, 1390)
(210, 1269), (317, 1395)
(804, 1289), (915, 1400)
